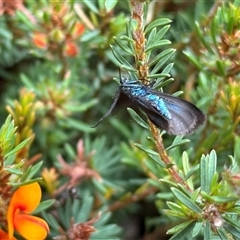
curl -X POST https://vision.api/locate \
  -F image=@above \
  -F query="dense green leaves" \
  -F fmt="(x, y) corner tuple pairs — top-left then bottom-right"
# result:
(0, 1), (239, 240)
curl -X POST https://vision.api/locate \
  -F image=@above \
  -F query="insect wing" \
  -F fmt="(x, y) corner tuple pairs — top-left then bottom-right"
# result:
(134, 89), (206, 135)
(160, 92), (206, 135)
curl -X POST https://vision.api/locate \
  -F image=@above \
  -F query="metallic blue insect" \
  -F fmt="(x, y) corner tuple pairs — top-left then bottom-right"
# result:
(93, 76), (206, 135)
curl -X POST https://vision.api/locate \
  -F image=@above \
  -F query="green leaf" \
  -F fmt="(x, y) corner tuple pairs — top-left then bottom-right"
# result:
(192, 222), (203, 237)
(65, 99), (98, 112)
(166, 139), (190, 151)
(5, 168), (22, 175)
(177, 184), (192, 197)
(155, 192), (172, 201)
(201, 193), (238, 203)
(168, 220), (195, 240)
(223, 216), (240, 229)
(191, 188), (201, 203)
(21, 74), (35, 89)
(167, 201), (183, 212)
(16, 11), (35, 29)
(184, 165), (199, 181)
(126, 20), (133, 38)
(110, 45), (134, 68)
(183, 50), (202, 70)
(92, 178), (108, 194)
(149, 48), (175, 68)
(75, 195), (94, 223)
(94, 212), (111, 227)
(5, 138), (31, 158)
(181, 152), (194, 190)
(164, 209), (186, 218)
(203, 221), (211, 240)
(145, 18), (172, 33)
(160, 179), (178, 188)
(150, 51), (174, 75)
(26, 161), (43, 180)
(135, 143), (159, 156)
(153, 77), (174, 89)
(147, 73), (170, 79)
(147, 153), (166, 168)
(209, 150), (217, 178)
(161, 62), (175, 74)
(200, 155), (209, 193)
(146, 25), (170, 50)
(120, 64), (137, 73)
(60, 118), (94, 133)
(64, 143), (76, 159)
(147, 27), (157, 48)
(105, 0), (118, 12)
(127, 108), (149, 129)
(113, 37), (133, 55)
(11, 178), (42, 187)
(119, 35), (134, 52)
(98, 0), (105, 10)
(217, 227), (231, 240)
(171, 187), (202, 213)
(63, 198), (72, 226)
(144, 157), (162, 176)
(81, 30), (100, 42)
(146, 39), (171, 53)
(234, 136), (240, 167)
(41, 212), (59, 230)
(210, 16), (218, 49)
(195, 22), (214, 54)
(216, 59), (226, 76)
(20, 165), (32, 181)
(34, 199), (55, 214)
(200, 150), (217, 193)
(147, 179), (162, 189)
(0, 27), (12, 40)
(83, 0), (99, 13)
(0, 116), (16, 155)
(91, 224), (122, 239)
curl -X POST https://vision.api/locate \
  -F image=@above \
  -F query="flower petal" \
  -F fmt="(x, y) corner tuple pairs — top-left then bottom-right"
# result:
(32, 33), (48, 49)
(14, 213), (49, 240)
(7, 182), (42, 238)
(0, 229), (16, 240)
(10, 182), (41, 213)
(65, 42), (79, 57)
(73, 23), (85, 37)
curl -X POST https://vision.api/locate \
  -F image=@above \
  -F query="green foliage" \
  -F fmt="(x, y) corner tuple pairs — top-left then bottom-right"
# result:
(0, 0), (239, 240)
(164, 150), (240, 239)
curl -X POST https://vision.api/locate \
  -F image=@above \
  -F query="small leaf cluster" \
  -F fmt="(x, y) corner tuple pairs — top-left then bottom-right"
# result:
(112, 18), (175, 84)
(164, 150), (240, 240)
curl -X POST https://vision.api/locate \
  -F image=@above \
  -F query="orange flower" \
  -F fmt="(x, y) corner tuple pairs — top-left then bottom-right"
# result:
(0, 229), (16, 240)
(73, 22), (85, 37)
(64, 42), (79, 57)
(7, 182), (49, 240)
(32, 33), (48, 49)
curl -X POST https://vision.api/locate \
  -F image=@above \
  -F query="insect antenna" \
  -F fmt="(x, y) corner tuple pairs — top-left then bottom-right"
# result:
(92, 88), (121, 128)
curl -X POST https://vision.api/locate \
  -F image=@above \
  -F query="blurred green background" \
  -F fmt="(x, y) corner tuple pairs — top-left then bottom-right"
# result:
(0, 0), (240, 239)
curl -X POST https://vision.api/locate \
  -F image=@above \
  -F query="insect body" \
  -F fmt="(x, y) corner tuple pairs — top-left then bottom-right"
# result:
(93, 77), (206, 135)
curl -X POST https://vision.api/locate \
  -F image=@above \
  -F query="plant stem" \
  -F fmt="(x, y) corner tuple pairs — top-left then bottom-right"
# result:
(129, 0), (148, 82)
(129, 0), (190, 190)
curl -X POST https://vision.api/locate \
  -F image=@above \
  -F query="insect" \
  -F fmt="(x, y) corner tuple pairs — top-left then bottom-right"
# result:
(93, 75), (206, 135)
